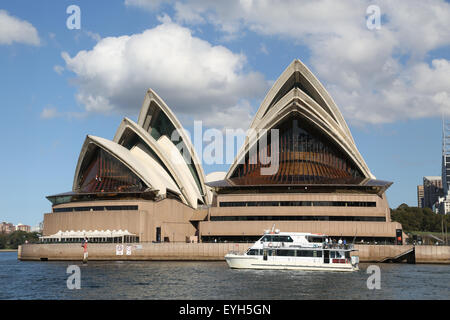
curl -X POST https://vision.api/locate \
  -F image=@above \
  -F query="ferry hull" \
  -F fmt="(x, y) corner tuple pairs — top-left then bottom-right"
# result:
(225, 254), (359, 272)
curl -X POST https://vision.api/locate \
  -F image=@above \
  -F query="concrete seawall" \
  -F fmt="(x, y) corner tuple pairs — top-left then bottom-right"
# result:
(414, 245), (450, 264)
(355, 245), (450, 263)
(18, 243), (450, 264)
(18, 243), (251, 261)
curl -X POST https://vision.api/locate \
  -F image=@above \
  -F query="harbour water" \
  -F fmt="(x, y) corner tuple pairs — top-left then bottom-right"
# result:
(1, 252), (448, 300)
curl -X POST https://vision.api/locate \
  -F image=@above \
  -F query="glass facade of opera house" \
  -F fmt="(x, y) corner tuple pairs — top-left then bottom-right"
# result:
(41, 59), (403, 245)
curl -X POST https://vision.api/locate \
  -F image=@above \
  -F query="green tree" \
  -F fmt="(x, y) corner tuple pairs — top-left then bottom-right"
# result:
(2, 231), (40, 249)
(391, 204), (449, 232)
(0, 233), (6, 249)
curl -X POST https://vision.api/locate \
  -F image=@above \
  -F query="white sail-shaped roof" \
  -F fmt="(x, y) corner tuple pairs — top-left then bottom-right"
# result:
(205, 171), (227, 183)
(227, 59), (374, 180)
(129, 143), (180, 194)
(136, 88), (208, 204)
(114, 117), (204, 208)
(157, 135), (204, 207)
(72, 135), (181, 198)
(71, 88), (210, 208)
(250, 59), (353, 140)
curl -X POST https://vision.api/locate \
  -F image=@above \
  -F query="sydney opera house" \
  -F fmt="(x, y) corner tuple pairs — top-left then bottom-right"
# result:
(41, 60), (403, 244)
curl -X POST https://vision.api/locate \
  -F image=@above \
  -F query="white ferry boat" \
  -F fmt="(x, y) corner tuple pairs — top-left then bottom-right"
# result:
(225, 229), (359, 272)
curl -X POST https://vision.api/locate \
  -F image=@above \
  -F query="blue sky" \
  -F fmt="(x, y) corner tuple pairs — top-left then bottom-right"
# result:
(0, 0), (449, 226)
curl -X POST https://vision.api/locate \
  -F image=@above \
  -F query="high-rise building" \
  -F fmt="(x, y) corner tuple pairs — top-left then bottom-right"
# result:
(438, 117), (450, 214)
(442, 118), (450, 197)
(417, 185), (424, 208)
(423, 176), (443, 209)
(15, 223), (31, 232)
(0, 222), (15, 234)
(438, 198), (450, 215)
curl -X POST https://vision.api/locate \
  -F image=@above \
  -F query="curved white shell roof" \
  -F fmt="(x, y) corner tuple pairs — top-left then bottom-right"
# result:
(72, 135), (181, 198)
(205, 171), (227, 183)
(114, 117), (206, 207)
(156, 135), (204, 207)
(113, 118), (206, 208)
(227, 59), (374, 180)
(72, 89), (211, 208)
(251, 59), (353, 140)
(129, 143), (180, 194)
(137, 89), (208, 203)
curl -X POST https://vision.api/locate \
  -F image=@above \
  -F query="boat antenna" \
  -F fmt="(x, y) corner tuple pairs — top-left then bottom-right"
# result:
(352, 228), (357, 244)
(271, 224), (275, 233)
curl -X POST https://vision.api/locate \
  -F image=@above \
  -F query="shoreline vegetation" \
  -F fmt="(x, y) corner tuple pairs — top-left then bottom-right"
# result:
(390, 204), (449, 245)
(391, 204), (449, 242)
(0, 231), (40, 250)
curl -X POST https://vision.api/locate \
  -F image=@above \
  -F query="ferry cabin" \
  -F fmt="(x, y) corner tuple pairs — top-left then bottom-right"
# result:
(246, 232), (354, 265)
(247, 247), (352, 265)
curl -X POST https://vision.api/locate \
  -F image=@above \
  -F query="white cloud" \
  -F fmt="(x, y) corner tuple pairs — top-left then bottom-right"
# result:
(125, 0), (450, 124)
(85, 30), (101, 42)
(53, 65), (64, 75)
(40, 107), (59, 119)
(201, 100), (255, 130)
(0, 10), (40, 46)
(62, 20), (268, 128)
(259, 43), (269, 55)
(124, 0), (170, 11)
(173, 2), (205, 24)
(40, 106), (87, 120)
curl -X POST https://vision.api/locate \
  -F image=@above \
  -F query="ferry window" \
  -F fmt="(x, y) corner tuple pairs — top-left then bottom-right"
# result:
(276, 249), (295, 256)
(307, 236), (324, 243)
(274, 236), (293, 242)
(261, 235), (293, 242)
(345, 251), (350, 259)
(247, 249), (259, 255)
(296, 250), (313, 257)
(330, 251), (335, 258)
(279, 236), (293, 242)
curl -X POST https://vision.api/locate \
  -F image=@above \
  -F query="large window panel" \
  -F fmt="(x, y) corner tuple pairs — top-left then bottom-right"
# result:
(230, 115), (364, 184)
(77, 147), (146, 193)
